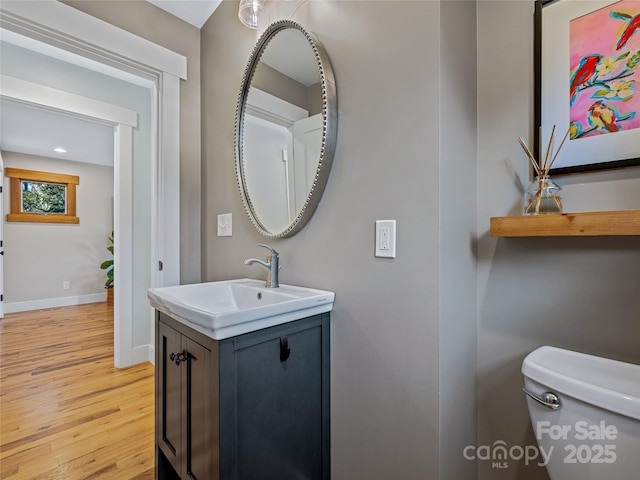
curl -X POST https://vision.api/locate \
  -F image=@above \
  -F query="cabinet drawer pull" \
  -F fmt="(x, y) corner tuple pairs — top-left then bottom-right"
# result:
(280, 336), (291, 362)
(170, 351), (188, 365)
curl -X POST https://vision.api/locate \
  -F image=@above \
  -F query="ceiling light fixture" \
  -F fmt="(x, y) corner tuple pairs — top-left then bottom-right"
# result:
(238, 0), (267, 29)
(53, 147), (67, 153)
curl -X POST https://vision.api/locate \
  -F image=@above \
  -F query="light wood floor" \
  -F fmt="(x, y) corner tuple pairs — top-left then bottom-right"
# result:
(0, 302), (155, 479)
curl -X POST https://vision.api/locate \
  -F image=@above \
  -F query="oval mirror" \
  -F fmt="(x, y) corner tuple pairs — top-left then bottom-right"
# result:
(235, 20), (337, 238)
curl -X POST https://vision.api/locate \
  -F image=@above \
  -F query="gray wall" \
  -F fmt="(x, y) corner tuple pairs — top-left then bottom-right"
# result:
(439, 1), (478, 479)
(253, 62), (310, 112)
(65, 0), (203, 285)
(203, 1), (479, 478)
(477, 1), (640, 479)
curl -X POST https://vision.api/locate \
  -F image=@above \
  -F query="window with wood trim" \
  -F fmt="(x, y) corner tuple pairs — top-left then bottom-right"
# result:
(5, 168), (79, 224)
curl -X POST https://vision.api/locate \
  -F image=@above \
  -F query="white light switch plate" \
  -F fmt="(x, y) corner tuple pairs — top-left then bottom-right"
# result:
(217, 213), (232, 236)
(375, 220), (396, 258)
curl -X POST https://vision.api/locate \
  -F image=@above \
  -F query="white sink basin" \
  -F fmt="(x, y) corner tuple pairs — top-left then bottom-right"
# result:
(147, 278), (335, 339)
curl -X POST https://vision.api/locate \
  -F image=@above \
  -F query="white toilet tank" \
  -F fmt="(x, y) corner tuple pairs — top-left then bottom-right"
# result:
(522, 346), (640, 479)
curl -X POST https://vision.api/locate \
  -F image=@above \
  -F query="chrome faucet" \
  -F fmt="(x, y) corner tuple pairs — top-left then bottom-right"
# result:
(244, 244), (281, 288)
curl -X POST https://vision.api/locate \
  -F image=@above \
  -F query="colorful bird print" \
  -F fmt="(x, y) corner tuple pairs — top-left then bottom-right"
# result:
(570, 54), (602, 105)
(587, 100), (635, 133)
(610, 9), (640, 50)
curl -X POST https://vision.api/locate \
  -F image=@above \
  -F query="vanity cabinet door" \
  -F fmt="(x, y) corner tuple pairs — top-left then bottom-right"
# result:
(157, 317), (216, 480)
(220, 314), (330, 480)
(157, 321), (183, 475)
(182, 336), (213, 480)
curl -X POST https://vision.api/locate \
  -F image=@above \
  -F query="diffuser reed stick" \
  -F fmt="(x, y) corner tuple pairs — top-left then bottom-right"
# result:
(519, 126), (569, 214)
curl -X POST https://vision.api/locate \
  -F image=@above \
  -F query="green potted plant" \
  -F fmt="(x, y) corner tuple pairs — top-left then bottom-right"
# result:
(100, 231), (114, 305)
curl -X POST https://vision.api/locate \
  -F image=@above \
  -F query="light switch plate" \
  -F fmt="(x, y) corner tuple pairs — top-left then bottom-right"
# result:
(375, 220), (396, 258)
(217, 213), (232, 236)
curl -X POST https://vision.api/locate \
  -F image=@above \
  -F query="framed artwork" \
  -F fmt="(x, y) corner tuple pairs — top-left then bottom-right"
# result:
(535, 0), (640, 174)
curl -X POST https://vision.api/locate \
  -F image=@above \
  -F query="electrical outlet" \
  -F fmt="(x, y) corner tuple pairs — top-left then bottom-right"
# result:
(63, 281), (70, 290)
(375, 220), (396, 258)
(217, 213), (232, 236)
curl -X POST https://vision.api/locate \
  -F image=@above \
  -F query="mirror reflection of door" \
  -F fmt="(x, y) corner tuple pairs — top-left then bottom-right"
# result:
(292, 114), (323, 214)
(243, 112), (292, 233)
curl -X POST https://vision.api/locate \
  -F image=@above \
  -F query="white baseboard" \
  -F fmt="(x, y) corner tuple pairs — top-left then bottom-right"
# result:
(148, 345), (155, 366)
(130, 344), (154, 366)
(4, 293), (108, 314)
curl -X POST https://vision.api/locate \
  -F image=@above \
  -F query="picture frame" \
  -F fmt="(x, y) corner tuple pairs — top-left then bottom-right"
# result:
(535, 0), (640, 175)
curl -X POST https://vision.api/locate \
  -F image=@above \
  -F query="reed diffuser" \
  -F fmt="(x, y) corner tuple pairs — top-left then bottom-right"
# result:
(518, 126), (569, 215)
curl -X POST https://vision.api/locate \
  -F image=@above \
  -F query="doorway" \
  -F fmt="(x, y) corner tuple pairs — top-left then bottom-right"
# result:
(0, 150), (4, 319)
(0, 1), (185, 367)
(1, 78), (136, 363)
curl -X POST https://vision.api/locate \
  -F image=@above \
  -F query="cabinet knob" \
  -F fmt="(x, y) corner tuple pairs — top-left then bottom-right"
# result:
(169, 351), (188, 365)
(280, 336), (291, 362)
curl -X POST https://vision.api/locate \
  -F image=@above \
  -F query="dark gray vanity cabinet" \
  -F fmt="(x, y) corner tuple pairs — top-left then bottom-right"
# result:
(155, 311), (330, 480)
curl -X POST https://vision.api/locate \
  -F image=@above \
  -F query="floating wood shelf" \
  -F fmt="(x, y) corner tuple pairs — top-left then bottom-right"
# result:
(490, 210), (640, 237)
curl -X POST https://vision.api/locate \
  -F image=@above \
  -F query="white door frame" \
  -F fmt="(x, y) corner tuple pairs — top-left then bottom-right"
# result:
(0, 150), (4, 319)
(0, 0), (186, 367)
